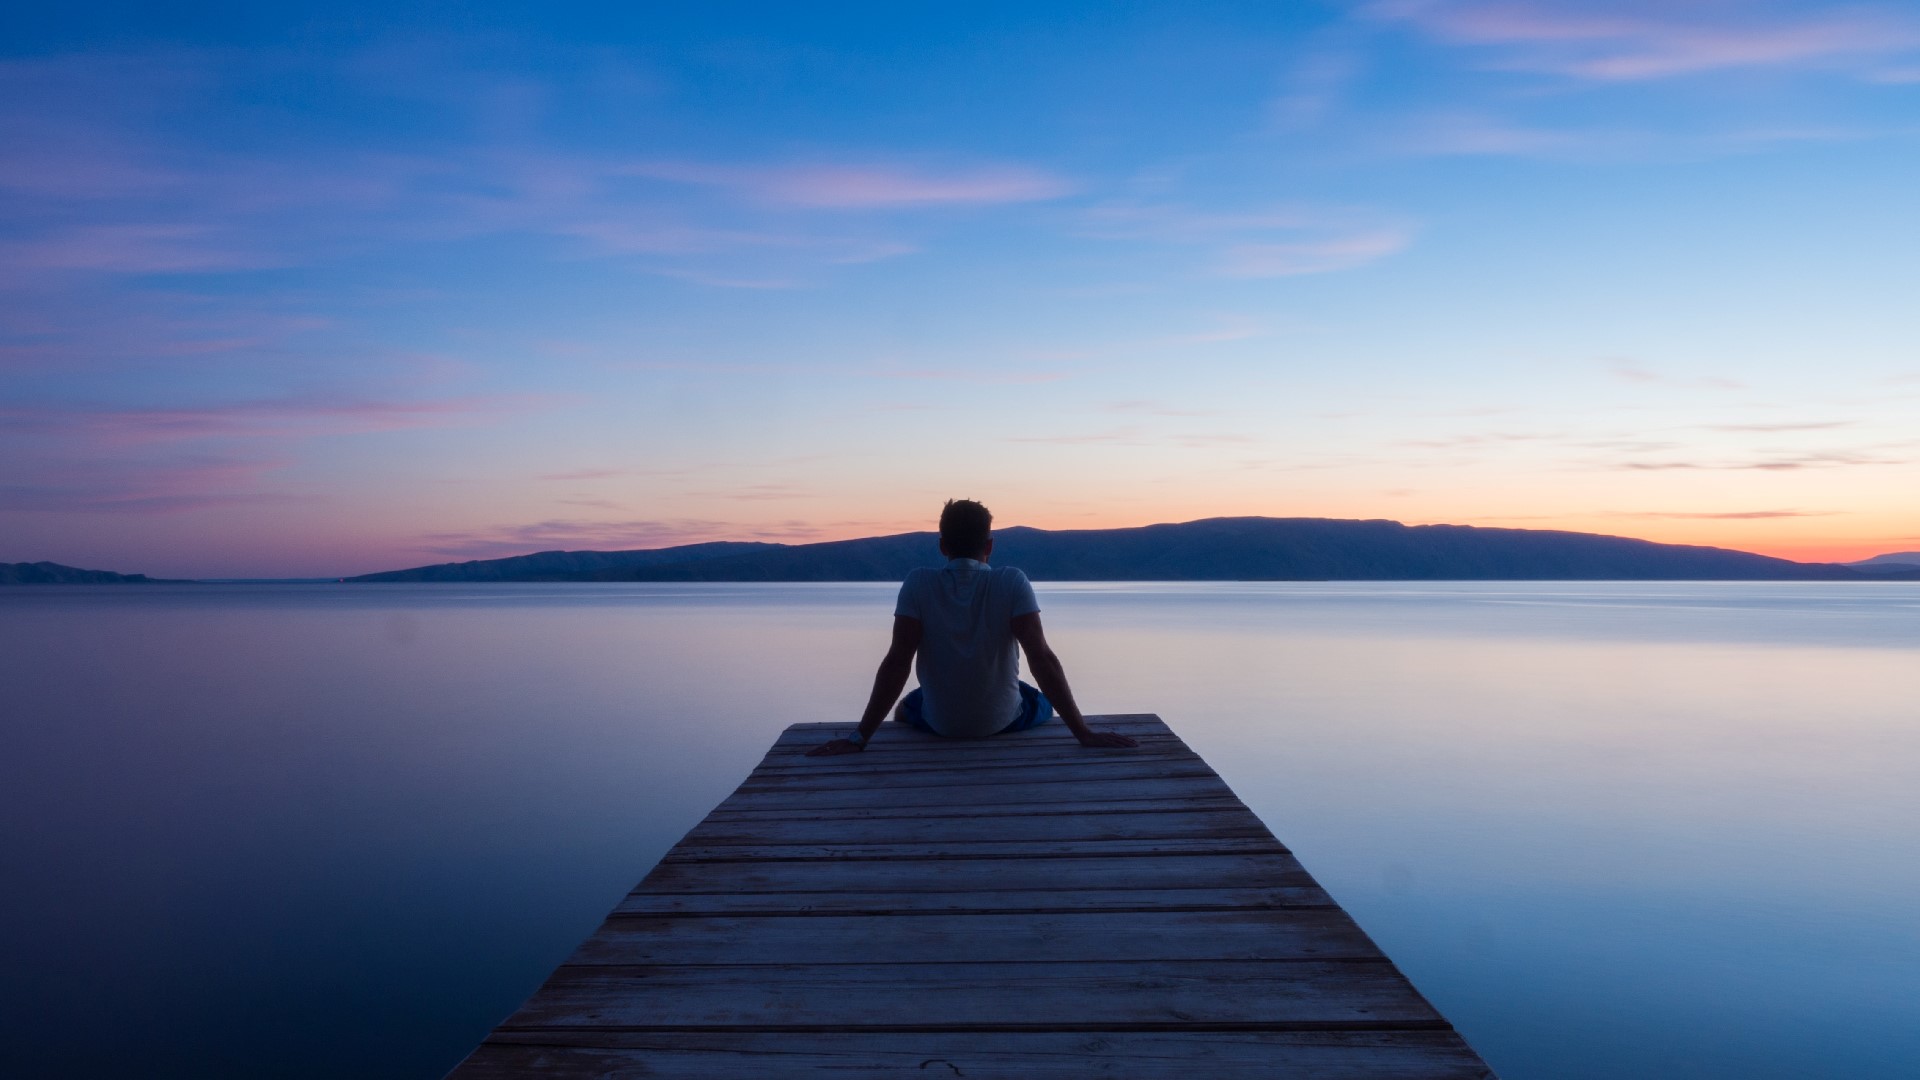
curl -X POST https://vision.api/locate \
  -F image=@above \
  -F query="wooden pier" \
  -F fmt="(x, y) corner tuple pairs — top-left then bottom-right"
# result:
(446, 714), (1495, 1078)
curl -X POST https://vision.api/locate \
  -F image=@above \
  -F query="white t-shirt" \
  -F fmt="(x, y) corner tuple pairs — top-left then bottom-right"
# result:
(894, 558), (1041, 738)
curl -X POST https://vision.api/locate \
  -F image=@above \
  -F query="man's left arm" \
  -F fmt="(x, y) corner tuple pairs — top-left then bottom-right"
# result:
(1011, 612), (1137, 749)
(807, 615), (921, 756)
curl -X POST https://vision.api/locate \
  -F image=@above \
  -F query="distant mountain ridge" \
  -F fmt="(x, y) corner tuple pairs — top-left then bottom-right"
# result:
(1849, 551), (1920, 573)
(0, 561), (166, 584)
(347, 541), (782, 582)
(349, 517), (1874, 583)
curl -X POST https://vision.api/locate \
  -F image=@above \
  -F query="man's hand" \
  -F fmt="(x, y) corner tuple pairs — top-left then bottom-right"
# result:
(806, 738), (866, 757)
(1073, 728), (1138, 749)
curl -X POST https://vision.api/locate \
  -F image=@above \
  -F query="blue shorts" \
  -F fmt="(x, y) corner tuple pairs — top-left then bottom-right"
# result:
(895, 681), (1054, 737)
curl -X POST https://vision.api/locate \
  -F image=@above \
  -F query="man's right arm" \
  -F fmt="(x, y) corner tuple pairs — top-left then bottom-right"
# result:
(807, 615), (921, 756)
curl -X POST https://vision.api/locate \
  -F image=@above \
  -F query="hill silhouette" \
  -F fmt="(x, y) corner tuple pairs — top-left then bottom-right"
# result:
(1849, 551), (1920, 575)
(348, 541), (781, 582)
(0, 561), (166, 584)
(350, 517), (1863, 583)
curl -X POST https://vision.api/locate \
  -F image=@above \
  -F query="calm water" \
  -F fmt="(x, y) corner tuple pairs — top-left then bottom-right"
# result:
(2, 581), (1917, 1078)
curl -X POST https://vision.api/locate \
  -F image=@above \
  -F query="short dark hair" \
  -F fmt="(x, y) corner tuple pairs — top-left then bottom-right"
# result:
(938, 499), (993, 559)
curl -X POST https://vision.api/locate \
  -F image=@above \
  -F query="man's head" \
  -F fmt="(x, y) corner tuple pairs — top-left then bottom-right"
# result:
(938, 499), (993, 561)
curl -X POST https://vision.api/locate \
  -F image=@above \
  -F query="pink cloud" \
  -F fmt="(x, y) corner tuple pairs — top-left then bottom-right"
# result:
(1217, 228), (1412, 277)
(1383, 112), (1618, 157)
(869, 367), (1068, 384)
(1607, 509), (1839, 520)
(551, 214), (917, 286)
(1, 392), (554, 516)
(0, 453), (300, 514)
(0, 301), (336, 374)
(1006, 427), (1256, 448)
(1370, 1), (1920, 81)
(1, 224), (282, 274)
(626, 160), (1074, 209)
(538, 467), (634, 481)
(683, 483), (814, 502)
(1, 393), (546, 446)
(1081, 202), (1414, 277)
(1605, 359), (1745, 391)
(1102, 400), (1222, 418)
(1081, 203), (1360, 244)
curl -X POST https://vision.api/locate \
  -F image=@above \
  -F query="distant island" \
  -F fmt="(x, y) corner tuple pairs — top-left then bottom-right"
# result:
(347, 517), (1915, 583)
(0, 561), (171, 584)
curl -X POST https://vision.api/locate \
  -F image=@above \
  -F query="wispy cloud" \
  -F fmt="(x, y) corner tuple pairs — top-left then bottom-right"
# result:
(554, 217), (916, 276)
(1365, 108), (1914, 164)
(538, 467), (640, 481)
(0, 52), (1054, 295)
(615, 358), (1070, 384)
(1378, 111), (1630, 159)
(1614, 451), (1905, 472)
(1083, 202), (1414, 278)
(623, 160), (1073, 209)
(1705, 420), (1852, 433)
(682, 483), (814, 502)
(0, 453), (300, 514)
(1605, 508), (1840, 520)
(1368, 1), (1920, 82)
(1472, 507), (1841, 523)
(0, 300), (334, 374)
(1, 392), (544, 515)
(0, 394), (540, 446)
(869, 367), (1068, 384)
(1007, 427), (1257, 448)
(1102, 400), (1222, 418)
(1400, 431), (1561, 449)
(1270, 49), (1363, 132)
(1014, 316), (1268, 364)
(0, 224), (284, 274)
(1218, 229), (1413, 277)
(1606, 360), (1744, 391)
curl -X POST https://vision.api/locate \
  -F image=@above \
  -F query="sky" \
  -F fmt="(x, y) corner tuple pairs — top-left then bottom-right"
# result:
(3, 1), (1918, 578)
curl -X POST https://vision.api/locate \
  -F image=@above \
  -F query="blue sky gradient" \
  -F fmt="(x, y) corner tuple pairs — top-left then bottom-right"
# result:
(4, 2), (1918, 576)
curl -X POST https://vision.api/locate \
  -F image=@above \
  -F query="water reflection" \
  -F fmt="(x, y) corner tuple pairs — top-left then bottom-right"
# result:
(1, 582), (1915, 1077)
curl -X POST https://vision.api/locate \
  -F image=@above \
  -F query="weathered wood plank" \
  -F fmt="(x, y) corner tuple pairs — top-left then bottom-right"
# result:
(713, 774), (1237, 811)
(734, 759), (1224, 792)
(764, 714), (1167, 749)
(566, 908), (1379, 966)
(459, 1030), (1495, 1079)
(499, 960), (1441, 1030)
(768, 713), (1170, 746)
(662, 834), (1291, 863)
(760, 735), (1190, 762)
(683, 807), (1271, 847)
(765, 733), (1173, 756)
(751, 748), (1201, 777)
(614, 885), (1333, 916)
(702, 795), (1248, 822)
(629, 851), (1318, 895)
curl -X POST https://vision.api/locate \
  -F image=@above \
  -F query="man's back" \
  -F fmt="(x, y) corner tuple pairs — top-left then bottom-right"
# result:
(895, 557), (1038, 737)
(806, 498), (1136, 757)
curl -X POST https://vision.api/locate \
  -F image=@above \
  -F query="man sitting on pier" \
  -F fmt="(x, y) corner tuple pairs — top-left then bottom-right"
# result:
(808, 499), (1138, 756)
